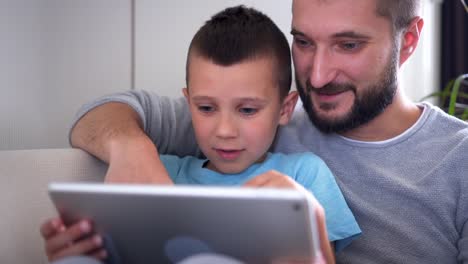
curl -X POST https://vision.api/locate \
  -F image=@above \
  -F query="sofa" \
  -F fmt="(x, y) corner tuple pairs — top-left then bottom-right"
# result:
(0, 148), (107, 263)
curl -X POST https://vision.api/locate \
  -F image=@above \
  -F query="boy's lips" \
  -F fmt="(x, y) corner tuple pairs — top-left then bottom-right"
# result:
(214, 148), (244, 160)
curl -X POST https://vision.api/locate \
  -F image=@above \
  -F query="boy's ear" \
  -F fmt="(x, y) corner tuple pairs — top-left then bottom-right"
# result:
(279, 91), (299, 125)
(399, 16), (424, 66)
(182, 88), (189, 101)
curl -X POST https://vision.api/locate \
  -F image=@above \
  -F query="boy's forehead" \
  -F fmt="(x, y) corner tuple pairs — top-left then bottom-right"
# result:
(186, 55), (281, 97)
(187, 55), (277, 82)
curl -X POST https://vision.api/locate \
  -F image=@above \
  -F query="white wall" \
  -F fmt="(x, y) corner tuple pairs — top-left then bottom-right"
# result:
(137, 0), (443, 102)
(0, 0), (131, 150)
(401, 0), (444, 103)
(135, 0), (293, 97)
(0, 0), (442, 150)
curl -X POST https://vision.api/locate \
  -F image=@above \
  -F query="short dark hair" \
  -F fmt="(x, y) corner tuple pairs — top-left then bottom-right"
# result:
(375, 0), (421, 33)
(186, 5), (292, 99)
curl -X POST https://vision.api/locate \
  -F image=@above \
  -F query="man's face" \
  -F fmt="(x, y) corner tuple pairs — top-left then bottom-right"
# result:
(185, 56), (292, 174)
(291, 0), (399, 133)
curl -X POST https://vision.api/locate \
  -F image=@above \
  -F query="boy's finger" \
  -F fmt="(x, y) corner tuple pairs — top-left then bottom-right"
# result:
(243, 176), (268, 187)
(245, 171), (299, 189)
(90, 248), (108, 260)
(40, 218), (62, 239)
(243, 170), (280, 187)
(51, 235), (104, 262)
(46, 220), (92, 254)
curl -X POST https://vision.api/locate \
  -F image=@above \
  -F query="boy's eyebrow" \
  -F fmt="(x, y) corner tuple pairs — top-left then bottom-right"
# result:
(291, 28), (370, 40)
(236, 97), (269, 104)
(191, 95), (213, 101)
(191, 95), (269, 104)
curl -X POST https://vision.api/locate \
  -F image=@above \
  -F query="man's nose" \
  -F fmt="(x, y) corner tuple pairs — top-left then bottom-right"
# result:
(308, 48), (338, 89)
(215, 113), (238, 139)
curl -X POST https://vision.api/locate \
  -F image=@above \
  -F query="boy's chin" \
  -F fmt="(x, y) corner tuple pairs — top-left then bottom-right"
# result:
(205, 161), (249, 175)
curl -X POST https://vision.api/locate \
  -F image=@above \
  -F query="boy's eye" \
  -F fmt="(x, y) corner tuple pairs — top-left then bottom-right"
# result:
(197, 105), (215, 113)
(239, 107), (258, 115)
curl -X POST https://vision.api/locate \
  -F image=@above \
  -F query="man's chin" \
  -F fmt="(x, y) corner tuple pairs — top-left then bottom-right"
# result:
(307, 106), (355, 134)
(314, 104), (352, 122)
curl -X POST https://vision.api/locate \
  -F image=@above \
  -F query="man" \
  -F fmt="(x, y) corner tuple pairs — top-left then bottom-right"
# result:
(70, 0), (468, 263)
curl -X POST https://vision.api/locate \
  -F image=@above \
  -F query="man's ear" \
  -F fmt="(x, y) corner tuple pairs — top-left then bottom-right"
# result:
(399, 17), (424, 65)
(279, 91), (299, 125)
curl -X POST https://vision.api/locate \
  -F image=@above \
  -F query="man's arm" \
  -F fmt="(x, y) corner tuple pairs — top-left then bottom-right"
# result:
(70, 91), (200, 183)
(70, 102), (171, 184)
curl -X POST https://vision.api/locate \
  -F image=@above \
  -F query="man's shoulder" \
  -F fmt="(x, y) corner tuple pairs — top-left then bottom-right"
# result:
(421, 103), (468, 142)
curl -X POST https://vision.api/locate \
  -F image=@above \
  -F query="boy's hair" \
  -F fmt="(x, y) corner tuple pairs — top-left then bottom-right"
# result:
(186, 5), (292, 99)
(375, 0), (421, 34)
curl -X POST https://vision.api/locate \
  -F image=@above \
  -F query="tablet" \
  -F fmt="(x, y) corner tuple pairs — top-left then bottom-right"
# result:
(49, 183), (319, 264)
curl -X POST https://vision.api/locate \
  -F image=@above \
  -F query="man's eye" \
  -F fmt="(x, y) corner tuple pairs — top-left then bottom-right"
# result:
(293, 37), (310, 47)
(340, 42), (362, 51)
(239, 107), (258, 115)
(197, 105), (214, 113)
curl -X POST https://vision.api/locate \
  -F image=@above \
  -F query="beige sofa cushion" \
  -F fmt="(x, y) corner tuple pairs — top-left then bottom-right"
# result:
(0, 148), (107, 263)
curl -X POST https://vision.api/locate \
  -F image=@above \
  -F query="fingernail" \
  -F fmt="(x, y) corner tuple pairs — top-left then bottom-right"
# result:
(80, 221), (91, 233)
(51, 220), (59, 230)
(100, 249), (107, 259)
(94, 235), (102, 246)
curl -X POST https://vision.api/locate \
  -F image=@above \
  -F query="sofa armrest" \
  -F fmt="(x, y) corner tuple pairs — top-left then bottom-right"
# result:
(0, 148), (107, 264)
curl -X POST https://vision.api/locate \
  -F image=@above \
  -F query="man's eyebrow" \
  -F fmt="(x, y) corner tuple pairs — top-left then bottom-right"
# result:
(290, 28), (304, 36)
(332, 31), (371, 40)
(291, 28), (370, 40)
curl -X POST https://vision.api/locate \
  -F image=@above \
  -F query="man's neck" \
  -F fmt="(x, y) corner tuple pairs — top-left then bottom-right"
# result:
(340, 92), (423, 142)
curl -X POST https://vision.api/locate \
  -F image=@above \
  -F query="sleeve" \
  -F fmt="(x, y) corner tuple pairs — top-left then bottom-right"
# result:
(293, 153), (361, 252)
(453, 136), (468, 263)
(159, 155), (184, 182)
(460, 221), (468, 263)
(69, 90), (202, 157)
(456, 154), (468, 263)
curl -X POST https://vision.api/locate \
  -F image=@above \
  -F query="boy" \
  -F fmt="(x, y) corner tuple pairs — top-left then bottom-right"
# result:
(41, 6), (360, 264)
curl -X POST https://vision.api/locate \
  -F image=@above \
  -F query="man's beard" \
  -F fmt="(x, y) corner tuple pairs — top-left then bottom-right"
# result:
(296, 52), (398, 134)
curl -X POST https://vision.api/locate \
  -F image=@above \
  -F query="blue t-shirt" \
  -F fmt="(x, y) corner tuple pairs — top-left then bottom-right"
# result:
(161, 152), (361, 251)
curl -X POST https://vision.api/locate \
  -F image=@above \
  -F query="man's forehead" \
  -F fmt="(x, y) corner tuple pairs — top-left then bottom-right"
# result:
(292, 0), (378, 15)
(291, 0), (388, 37)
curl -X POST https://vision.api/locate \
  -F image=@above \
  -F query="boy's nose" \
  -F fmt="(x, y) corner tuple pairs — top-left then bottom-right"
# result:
(215, 114), (238, 139)
(308, 48), (338, 89)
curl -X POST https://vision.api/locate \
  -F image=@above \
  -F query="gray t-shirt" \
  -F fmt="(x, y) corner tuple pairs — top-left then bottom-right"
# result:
(72, 90), (468, 263)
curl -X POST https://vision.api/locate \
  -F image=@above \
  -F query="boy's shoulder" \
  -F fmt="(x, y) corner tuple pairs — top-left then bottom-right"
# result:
(268, 151), (325, 164)
(265, 152), (329, 174)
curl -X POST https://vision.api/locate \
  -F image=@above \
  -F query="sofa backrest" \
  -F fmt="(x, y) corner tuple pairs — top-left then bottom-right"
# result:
(0, 148), (107, 263)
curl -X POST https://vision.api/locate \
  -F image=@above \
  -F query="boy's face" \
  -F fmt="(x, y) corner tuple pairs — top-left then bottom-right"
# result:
(184, 56), (297, 174)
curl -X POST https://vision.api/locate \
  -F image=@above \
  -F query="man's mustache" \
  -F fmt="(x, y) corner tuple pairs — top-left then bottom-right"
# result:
(305, 80), (356, 96)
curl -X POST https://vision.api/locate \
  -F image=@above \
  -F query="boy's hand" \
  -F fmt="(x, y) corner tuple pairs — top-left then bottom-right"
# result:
(243, 170), (335, 264)
(40, 217), (107, 262)
(243, 170), (304, 190)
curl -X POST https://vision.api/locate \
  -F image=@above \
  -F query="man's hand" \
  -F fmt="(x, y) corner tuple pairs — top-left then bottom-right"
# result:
(243, 170), (335, 264)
